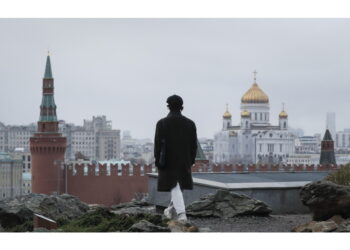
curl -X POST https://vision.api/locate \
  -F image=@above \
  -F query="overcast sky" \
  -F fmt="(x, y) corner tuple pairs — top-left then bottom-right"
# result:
(1, 19), (350, 139)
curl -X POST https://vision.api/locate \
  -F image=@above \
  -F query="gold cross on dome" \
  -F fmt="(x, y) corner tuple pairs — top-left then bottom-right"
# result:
(282, 102), (285, 111)
(253, 70), (257, 82)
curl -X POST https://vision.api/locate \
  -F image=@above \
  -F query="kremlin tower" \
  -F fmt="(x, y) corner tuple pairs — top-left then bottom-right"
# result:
(319, 129), (336, 165)
(30, 54), (67, 194)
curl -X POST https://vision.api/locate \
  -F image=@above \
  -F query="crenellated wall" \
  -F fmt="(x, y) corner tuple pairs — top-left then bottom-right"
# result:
(65, 162), (340, 206)
(66, 164), (153, 206)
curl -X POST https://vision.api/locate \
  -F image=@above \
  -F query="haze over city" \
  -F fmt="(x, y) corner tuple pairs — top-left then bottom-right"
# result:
(1, 19), (350, 138)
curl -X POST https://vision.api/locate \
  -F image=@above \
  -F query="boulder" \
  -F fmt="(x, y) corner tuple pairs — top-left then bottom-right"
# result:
(111, 200), (150, 209)
(128, 220), (170, 232)
(329, 215), (345, 225)
(312, 221), (338, 232)
(0, 193), (89, 230)
(292, 220), (338, 232)
(292, 221), (317, 232)
(300, 181), (350, 221)
(336, 219), (350, 232)
(110, 200), (156, 215)
(167, 220), (199, 232)
(111, 206), (156, 215)
(186, 189), (272, 218)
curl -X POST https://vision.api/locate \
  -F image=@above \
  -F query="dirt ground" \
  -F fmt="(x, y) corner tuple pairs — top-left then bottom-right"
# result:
(189, 214), (313, 232)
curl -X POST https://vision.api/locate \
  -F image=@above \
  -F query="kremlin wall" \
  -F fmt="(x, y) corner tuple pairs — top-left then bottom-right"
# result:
(63, 162), (340, 206)
(29, 55), (339, 207)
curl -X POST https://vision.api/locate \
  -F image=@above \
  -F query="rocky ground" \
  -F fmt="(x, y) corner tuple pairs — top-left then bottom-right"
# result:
(1, 181), (350, 232)
(190, 214), (312, 232)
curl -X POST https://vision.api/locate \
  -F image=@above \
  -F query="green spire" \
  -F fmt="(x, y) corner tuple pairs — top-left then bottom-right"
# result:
(44, 54), (53, 79)
(195, 140), (207, 161)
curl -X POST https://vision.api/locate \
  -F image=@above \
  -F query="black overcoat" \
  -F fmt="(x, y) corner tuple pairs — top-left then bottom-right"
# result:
(154, 111), (197, 192)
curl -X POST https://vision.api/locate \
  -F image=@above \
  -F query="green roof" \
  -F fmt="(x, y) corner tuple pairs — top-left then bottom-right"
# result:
(44, 55), (53, 79)
(323, 129), (333, 141)
(195, 140), (207, 160)
(40, 95), (56, 108)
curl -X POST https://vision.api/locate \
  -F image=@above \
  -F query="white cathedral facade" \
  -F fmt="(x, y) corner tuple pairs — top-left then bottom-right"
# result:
(213, 76), (296, 164)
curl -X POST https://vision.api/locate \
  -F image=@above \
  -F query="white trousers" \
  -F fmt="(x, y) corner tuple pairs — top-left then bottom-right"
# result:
(170, 182), (186, 214)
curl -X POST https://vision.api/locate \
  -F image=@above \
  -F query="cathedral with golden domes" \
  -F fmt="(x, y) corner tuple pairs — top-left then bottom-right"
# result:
(213, 73), (296, 164)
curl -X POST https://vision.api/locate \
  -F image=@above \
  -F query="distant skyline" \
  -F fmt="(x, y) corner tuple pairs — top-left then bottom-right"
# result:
(1, 19), (350, 138)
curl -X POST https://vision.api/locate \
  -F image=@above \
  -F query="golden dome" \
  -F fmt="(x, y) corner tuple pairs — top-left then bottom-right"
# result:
(241, 83), (269, 104)
(241, 110), (251, 117)
(279, 110), (288, 118)
(223, 111), (232, 119)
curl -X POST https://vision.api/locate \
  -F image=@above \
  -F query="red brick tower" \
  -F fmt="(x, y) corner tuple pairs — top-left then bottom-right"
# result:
(30, 53), (67, 194)
(319, 129), (336, 165)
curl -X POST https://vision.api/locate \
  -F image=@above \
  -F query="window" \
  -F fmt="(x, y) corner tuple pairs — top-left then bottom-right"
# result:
(284, 122), (286, 129)
(268, 144), (274, 153)
(280, 144), (282, 152)
(255, 113), (257, 120)
(259, 144), (262, 152)
(260, 113), (262, 120)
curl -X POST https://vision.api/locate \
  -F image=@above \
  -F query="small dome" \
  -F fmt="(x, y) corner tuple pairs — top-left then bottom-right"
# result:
(241, 83), (269, 104)
(279, 110), (288, 118)
(223, 111), (232, 119)
(241, 110), (251, 117)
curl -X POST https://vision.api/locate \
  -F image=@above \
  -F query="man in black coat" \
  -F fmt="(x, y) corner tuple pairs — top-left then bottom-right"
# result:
(154, 95), (197, 222)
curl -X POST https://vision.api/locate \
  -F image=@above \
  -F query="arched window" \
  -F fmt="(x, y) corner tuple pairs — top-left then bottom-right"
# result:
(246, 121), (248, 128)
(255, 113), (257, 120)
(284, 122), (286, 129)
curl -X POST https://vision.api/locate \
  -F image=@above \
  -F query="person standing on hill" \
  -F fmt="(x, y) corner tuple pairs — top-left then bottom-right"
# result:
(154, 95), (197, 222)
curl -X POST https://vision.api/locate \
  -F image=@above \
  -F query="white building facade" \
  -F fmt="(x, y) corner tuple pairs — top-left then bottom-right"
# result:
(214, 76), (296, 164)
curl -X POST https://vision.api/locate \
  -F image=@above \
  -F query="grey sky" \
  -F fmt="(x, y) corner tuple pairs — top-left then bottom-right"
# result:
(1, 19), (350, 139)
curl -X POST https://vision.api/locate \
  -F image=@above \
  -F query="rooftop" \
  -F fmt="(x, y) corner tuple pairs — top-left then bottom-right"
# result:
(192, 172), (328, 184)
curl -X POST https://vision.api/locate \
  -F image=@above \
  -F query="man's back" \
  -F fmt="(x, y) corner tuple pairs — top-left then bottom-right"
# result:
(154, 110), (197, 192)
(157, 112), (197, 168)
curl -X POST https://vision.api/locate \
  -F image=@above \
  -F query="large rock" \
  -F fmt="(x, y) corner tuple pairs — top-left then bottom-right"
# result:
(300, 181), (350, 221)
(128, 220), (170, 232)
(186, 189), (272, 218)
(292, 220), (338, 232)
(312, 221), (338, 232)
(336, 219), (350, 232)
(112, 206), (156, 215)
(292, 221), (317, 232)
(167, 220), (199, 232)
(110, 200), (156, 215)
(0, 193), (89, 230)
(111, 200), (150, 209)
